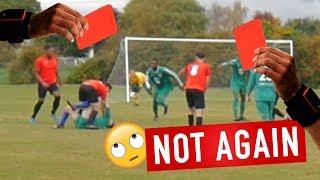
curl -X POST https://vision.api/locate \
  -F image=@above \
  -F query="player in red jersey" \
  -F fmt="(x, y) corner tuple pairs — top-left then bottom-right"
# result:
(78, 79), (110, 129)
(53, 80), (113, 129)
(179, 52), (212, 125)
(30, 45), (60, 124)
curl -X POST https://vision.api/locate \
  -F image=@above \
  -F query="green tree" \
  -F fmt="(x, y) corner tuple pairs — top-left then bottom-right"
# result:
(66, 33), (121, 83)
(8, 41), (44, 84)
(120, 0), (207, 37)
(286, 18), (320, 36)
(0, 42), (16, 67)
(253, 11), (293, 39)
(0, 0), (40, 12)
(44, 35), (88, 57)
(207, 1), (248, 32)
(292, 34), (320, 88)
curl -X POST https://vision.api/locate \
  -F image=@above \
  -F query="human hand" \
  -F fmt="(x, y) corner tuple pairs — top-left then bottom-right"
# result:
(28, 3), (89, 43)
(42, 82), (50, 88)
(253, 47), (301, 101)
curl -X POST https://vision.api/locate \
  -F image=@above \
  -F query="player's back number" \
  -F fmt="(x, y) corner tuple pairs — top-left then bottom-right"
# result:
(259, 74), (272, 82)
(190, 65), (199, 76)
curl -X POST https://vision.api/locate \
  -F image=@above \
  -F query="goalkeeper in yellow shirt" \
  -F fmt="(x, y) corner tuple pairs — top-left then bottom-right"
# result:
(129, 70), (151, 106)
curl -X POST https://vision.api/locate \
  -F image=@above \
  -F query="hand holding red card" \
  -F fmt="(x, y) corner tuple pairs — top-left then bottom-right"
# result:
(233, 18), (267, 71)
(77, 5), (118, 50)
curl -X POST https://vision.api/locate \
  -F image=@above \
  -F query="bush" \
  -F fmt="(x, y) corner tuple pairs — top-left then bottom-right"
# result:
(66, 53), (117, 83)
(8, 43), (44, 84)
(66, 32), (121, 83)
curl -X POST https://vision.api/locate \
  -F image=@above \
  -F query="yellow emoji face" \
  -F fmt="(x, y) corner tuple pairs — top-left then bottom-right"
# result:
(105, 123), (146, 168)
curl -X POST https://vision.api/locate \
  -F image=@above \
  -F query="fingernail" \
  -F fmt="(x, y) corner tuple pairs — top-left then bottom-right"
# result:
(252, 56), (257, 62)
(254, 68), (257, 73)
(80, 31), (84, 37)
(85, 24), (89, 30)
(254, 48), (259, 54)
(71, 38), (74, 43)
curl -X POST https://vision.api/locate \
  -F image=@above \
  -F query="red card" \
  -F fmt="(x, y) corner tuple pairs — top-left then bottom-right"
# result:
(77, 5), (118, 50)
(233, 18), (267, 71)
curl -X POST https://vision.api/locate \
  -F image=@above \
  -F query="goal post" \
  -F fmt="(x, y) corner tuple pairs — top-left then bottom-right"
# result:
(111, 36), (293, 103)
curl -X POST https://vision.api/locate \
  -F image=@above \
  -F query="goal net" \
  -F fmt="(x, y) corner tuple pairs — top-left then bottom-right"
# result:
(107, 37), (293, 103)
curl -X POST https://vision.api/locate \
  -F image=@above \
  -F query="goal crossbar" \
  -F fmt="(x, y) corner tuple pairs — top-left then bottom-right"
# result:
(124, 36), (293, 102)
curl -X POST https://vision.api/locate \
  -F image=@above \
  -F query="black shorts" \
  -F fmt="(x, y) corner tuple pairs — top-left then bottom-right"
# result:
(78, 85), (99, 103)
(38, 83), (59, 99)
(131, 85), (141, 93)
(186, 89), (205, 109)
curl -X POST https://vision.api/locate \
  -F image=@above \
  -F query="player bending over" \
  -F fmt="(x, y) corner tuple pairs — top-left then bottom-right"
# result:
(179, 52), (212, 126)
(219, 58), (250, 121)
(55, 80), (112, 129)
(30, 45), (61, 124)
(52, 99), (114, 129)
(146, 58), (184, 120)
(247, 71), (277, 121)
(129, 70), (150, 106)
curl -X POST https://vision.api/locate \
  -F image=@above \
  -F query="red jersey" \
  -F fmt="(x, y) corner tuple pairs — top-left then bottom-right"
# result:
(82, 80), (109, 101)
(35, 56), (58, 85)
(185, 60), (212, 92)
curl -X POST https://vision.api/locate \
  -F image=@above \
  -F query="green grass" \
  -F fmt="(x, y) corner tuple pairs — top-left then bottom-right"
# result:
(0, 67), (9, 84)
(0, 85), (319, 180)
(0, 67), (73, 85)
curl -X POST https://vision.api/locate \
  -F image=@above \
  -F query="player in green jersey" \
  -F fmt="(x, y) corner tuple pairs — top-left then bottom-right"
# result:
(219, 58), (250, 121)
(146, 58), (184, 120)
(247, 71), (277, 121)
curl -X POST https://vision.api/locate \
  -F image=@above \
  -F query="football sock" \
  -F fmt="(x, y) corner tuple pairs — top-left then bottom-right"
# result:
(51, 96), (60, 114)
(163, 105), (168, 115)
(233, 97), (239, 118)
(104, 108), (111, 118)
(188, 114), (194, 126)
(134, 94), (139, 105)
(273, 108), (285, 118)
(87, 110), (98, 125)
(240, 101), (245, 117)
(31, 100), (44, 118)
(153, 102), (158, 117)
(196, 117), (203, 125)
(59, 111), (69, 126)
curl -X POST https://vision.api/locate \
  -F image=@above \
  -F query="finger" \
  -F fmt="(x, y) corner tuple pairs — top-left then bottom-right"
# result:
(253, 51), (288, 66)
(57, 3), (89, 30)
(254, 67), (281, 83)
(50, 24), (74, 42)
(55, 17), (80, 39)
(254, 47), (292, 59)
(55, 8), (83, 38)
(254, 58), (284, 73)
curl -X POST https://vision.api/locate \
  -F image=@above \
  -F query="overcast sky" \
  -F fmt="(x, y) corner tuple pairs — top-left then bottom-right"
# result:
(38, 0), (320, 21)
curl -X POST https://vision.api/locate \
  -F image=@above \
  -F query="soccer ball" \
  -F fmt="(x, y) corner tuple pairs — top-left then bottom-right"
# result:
(130, 92), (136, 97)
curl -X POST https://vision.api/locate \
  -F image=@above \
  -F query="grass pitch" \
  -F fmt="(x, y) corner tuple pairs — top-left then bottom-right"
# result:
(0, 85), (319, 180)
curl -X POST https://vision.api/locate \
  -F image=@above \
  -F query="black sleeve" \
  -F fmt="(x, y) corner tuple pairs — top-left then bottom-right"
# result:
(0, 11), (33, 43)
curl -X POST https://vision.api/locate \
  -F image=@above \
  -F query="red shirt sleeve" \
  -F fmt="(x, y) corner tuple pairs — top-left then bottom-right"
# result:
(186, 64), (192, 75)
(99, 83), (107, 101)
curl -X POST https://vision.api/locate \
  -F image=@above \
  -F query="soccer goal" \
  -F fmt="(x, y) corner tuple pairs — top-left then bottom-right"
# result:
(107, 36), (293, 103)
